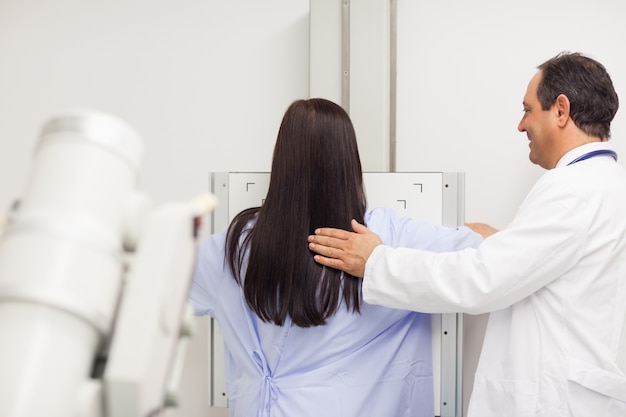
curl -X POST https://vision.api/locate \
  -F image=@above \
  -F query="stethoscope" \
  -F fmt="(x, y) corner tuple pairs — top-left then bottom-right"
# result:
(567, 149), (618, 166)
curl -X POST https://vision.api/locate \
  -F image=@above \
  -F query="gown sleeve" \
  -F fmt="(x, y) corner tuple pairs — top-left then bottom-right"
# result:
(365, 206), (483, 253)
(187, 228), (229, 316)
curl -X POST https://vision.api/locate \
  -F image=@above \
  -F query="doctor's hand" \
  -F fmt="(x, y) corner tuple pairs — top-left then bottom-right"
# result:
(308, 219), (383, 278)
(465, 222), (499, 239)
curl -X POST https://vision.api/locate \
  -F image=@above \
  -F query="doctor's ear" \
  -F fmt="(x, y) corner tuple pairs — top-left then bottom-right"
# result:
(554, 94), (570, 126)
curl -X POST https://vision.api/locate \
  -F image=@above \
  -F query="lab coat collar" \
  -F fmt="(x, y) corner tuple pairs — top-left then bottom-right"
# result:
(555, 142), (617, 168)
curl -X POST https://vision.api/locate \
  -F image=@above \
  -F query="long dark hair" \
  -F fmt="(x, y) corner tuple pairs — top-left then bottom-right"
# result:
(226, 98), (366, 327)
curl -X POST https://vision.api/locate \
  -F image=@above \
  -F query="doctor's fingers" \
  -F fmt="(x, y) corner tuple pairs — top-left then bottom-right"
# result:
(308, 233), (351, 251)
(313, 226), (354, 240)
(308, 240), (367, 277)
(311, 251), (365, 278)
(308, 241), (346, 266)
(308, 239), (346, 258)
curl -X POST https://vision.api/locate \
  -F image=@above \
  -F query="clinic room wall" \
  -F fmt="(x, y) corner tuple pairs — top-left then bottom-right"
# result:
(1, 1), (626, 417)
(0, 0), (310, 212)
(395, 0), (626, 230)
(0, 2), (308, 417)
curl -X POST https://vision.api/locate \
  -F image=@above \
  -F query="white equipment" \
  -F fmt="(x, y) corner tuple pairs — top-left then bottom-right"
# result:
(210, 171), (467, 417)
(0, 111), (216, 417)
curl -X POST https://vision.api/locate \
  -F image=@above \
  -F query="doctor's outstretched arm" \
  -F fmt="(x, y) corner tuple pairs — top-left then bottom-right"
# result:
(308, 219), (382, 277)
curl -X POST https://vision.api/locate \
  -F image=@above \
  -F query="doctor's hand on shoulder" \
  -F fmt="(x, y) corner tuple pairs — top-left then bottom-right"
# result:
(308, 219), (382, 278)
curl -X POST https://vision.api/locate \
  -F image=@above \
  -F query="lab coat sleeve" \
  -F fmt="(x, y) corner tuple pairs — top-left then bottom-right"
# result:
(363, 172), (592, 314)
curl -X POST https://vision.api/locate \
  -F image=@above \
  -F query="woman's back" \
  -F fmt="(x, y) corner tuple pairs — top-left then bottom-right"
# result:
(189, 207), (482, 417)
(189, 98), (481, 416)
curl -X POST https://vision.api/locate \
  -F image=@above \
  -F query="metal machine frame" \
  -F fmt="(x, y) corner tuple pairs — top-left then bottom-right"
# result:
(208, 171), (466, 417)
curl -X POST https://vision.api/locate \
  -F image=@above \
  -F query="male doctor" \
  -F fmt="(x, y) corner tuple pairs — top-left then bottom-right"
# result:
(308, 52), (626, 417)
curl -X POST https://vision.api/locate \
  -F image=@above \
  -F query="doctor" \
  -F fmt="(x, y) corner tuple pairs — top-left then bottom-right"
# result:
(307, 52), (626, 417)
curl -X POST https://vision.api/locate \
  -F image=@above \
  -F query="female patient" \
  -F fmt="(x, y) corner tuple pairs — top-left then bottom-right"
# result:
(188, 98), (481, 417)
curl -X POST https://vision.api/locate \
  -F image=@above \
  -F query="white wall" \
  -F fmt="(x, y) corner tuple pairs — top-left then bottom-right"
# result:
(395, 0), (626, 229)
(0, 2), (308, 417)
(2, 1), (626, 417)
(0, 0), (309, 211)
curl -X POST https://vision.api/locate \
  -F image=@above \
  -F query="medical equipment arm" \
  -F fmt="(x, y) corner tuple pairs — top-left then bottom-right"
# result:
(0, 110), (216, 417)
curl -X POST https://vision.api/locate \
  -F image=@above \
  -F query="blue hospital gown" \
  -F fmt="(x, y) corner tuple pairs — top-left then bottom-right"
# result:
(188, 207), (482, 417)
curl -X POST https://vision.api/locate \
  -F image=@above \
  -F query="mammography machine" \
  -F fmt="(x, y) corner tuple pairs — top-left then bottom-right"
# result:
(208, 171), (468, 417)
(0, 111), (216, 417)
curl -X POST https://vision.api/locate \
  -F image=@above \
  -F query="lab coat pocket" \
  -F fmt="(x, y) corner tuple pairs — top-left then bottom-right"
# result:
(468, 377), (539, 417)
(568, 358), (626, 402)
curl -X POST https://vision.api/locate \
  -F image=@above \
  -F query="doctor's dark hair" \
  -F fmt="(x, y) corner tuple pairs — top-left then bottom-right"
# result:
(537, 51), (619, 140)
(225, 98), (367, 328)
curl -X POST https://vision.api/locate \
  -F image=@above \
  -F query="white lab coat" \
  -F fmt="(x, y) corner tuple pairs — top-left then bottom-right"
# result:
(363, 142), (626, 417)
